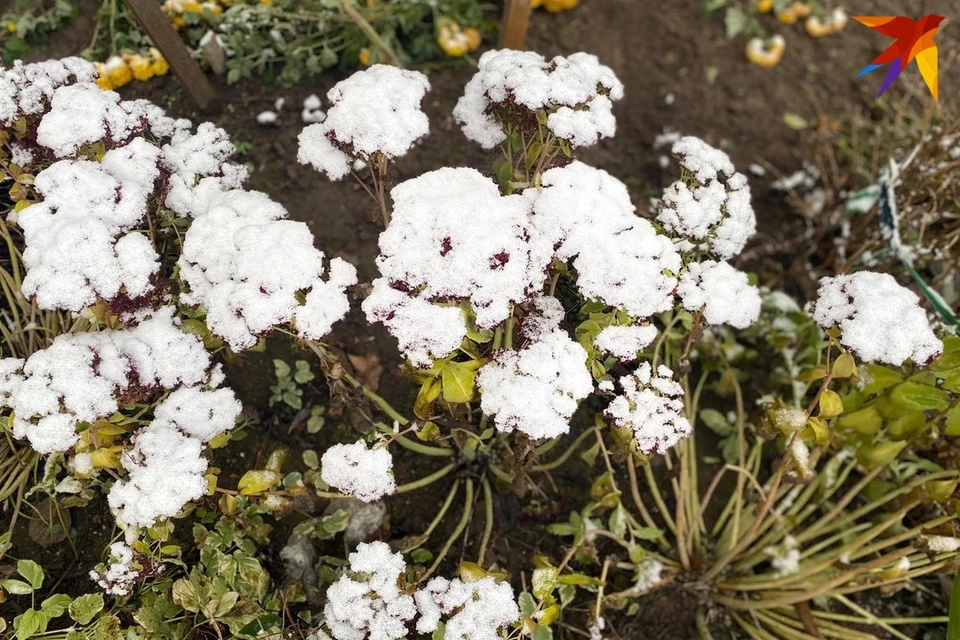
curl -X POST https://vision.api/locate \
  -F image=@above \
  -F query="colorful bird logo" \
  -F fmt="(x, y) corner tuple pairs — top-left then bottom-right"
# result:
(854, 15), (945, 101)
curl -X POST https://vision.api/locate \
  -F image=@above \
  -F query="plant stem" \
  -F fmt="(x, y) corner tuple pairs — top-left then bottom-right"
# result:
(478, 476), (494, 566)
(396, 461), (458, 493)
(422, 477), (474, 582)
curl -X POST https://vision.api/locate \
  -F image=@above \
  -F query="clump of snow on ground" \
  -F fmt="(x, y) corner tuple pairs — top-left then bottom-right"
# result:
(606, 363), (692, 454)
(321, 440), (396, 502)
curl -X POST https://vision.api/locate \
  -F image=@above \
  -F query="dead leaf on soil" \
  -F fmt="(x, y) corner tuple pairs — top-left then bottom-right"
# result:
(347, 353), (383, 392)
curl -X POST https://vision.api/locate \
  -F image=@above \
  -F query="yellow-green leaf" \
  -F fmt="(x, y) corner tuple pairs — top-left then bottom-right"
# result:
(237, 470), (280, 495)
(856, 441), (907, 469)
(889, 382), (949, 412)
(887, 412), (926, 441)
(831, 352), (857, 379)
(818, 390), (844, 419)
(946, 405), (960, 436)
(836, 405), (883, 435)
(860, 364), (903, 396)
(441, 361), (477, 404)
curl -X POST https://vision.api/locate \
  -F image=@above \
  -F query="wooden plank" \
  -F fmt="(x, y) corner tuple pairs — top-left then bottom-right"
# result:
(122, 0), (220, 113)
(500, 0), (532, 50)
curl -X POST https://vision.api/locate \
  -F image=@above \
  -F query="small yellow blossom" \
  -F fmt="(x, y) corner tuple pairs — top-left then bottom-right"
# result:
(805, 8), (848, 38)
(96, 56), (134, 90)
(746, 35), (785, 68)
(530, 0), (543, 7)
(544, 0), (579, 12)
(149, 48), (170, 76)
(437, 19), (481, 57)
(260, 0), (272, 5)
(125, 53), (154, 81)
(358, 47), (371, 65)
(755, 0), (773, 13)
(6, 22), (16, 33)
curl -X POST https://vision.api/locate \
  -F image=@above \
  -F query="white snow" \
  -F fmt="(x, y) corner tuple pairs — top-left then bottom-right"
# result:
(298, 65), (430, 180)
(454, 50), (623, 148)
(677, 261), (761, 329)
(324, 542), (416, 640)
(594, 325), (658, 360)
(478, 330), (593, 439)
(414, 576), (520, 640)
(606, 363), (691, 455)
(810, 272), (942, 365)
(320, 440), (396, 503)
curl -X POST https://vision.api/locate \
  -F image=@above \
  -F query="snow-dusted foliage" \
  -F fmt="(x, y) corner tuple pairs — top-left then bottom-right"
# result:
(454, 50), (623, 148)
(657, 136), (756, 261)
(594, 325), (658, 360)
(1, 61), (355, 538)
(297, 64), (430, 179)
(477, 330), (593, 439)
(606, 364), (691, 455)
(324, 542), (417, 640)
(90, 542), (140, 596)
(810, 272), (942, 365)
(320, 440), (396, 503)
(415, 576), (521, 640)
(178, 189), (357, 350)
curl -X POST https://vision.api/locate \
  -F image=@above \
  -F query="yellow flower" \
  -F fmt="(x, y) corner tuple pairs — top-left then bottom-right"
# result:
(149, 48), (170, 76)
(6, 22), (16, 33)
(755, 0), (773, 13)
(805, 9), (848, 37)
(95, 63), (114, 90)
(171, 14), (185, 29)
(531, 0), (543, 7)
(101, 56), (133, 89)
(358, 47), (371, 65)
(125, 53), (154, 81)
(260, 0), (273, 5)
(463, 27), (482, 52)
(544, 0), (579, 13)
(791, 2), (812, 18)
(745, 35), (785, 68)
(437, 20), (469, 57)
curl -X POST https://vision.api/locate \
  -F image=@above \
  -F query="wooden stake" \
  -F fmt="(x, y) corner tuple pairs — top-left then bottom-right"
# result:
(500, 0), (532, 50)
(121, 0), (220, 113)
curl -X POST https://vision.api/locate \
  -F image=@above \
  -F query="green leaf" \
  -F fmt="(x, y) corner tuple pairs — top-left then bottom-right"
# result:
(831, 352), (857, 379)
(532, 567), (559, 600)
(15, 609), (47, 640)
(860, 364), (903, 396)
(931, 338), (960, 373)
(608, 504), (628, 538)
(441, 361), (477, 404)
(633, 526), (665, 541)
(2, 579), (34, 595)
(699, 408), (734, 436)
(41, 594), (72, 618)
(889, 382), (949, 412)
(411, 548), (433, 564)
(17, 560), (44, 590)
(724, 6), (748, 38)
(69, 594), (105, 624)
(432, 622), (446, 640)
(237, 470), (281, 495)
(946, 405), (960, 437)
(857, 441), (907, 469)
(837, 405), (883, 435)
(302, 450), (319, 470)
(532, 624), (553, 640)
(518, 591), (536, 618)
(273, 359), (291, 378)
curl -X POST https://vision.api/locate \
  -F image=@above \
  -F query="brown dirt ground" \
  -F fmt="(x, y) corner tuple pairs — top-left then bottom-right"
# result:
(12, 1), (960, 637)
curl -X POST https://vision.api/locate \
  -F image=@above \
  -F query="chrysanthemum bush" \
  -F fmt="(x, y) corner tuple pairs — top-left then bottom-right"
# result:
(3, 47), (960, 640)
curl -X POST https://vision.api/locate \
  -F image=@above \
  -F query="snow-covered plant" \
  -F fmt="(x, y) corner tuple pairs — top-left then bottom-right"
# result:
(810, 271), (943, 366)
(0, 59), (355, 566)
(298, 64), (431, 225)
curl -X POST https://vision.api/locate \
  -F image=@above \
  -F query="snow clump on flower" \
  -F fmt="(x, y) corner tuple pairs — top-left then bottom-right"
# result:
(362, 168), (546, 362)
(320, 440), (396, 503)
(90, 542), (140, 596)
(0, 57), (96, 126)
(532, 162), (681, 319)
(454, 50), (623, 148)
(18, 138), (162, 311)
(677, 260), (761, 329)
(606, 363), (691, 454)
(810, 271), (942, 366)
(765, 536), (801, 577)
(594, 325), (658, 360)
(414, 576), (520, 640)
(298, 64), (430, 180)
(324, 541), (416, 640)
(2, 307), (215, 454)
(477, 330), (592, 439)
(178, 189), (357, 350)
(657, 136), (756, 260)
